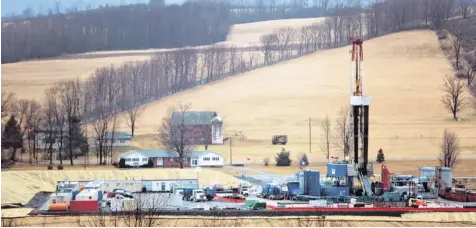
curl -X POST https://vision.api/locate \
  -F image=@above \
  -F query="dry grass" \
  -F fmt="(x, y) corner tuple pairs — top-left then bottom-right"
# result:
(1, 18), (323, 101)
(0, 169), (240, 205)
(110, 30), (475, 162)
(7, 213), (476, 227)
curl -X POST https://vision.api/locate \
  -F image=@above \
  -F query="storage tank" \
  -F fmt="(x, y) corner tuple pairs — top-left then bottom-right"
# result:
(419, 167), (435, 178)
(439, 167), (452, 188)
(381, 165), (390, 192)
(49, 203), (69, 211)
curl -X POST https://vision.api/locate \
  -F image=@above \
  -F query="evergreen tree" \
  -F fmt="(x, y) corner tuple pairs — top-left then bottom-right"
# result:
(1, 115), (23, 160)
(300, 153), (309, 166)
(275, 148), (292, 166)
(376, 148), (385, 163)
(63, 116), (88, 160)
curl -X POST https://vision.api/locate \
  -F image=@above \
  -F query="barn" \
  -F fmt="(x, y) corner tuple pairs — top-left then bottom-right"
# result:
(171, 111), (224, 145)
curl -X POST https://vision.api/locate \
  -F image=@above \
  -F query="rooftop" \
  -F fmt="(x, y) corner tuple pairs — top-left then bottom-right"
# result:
(171, 111), (221, 125)
(120, 149), (222, 159)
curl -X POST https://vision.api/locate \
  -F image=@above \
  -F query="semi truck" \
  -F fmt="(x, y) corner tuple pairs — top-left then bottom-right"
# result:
(182, 189), (206, 202)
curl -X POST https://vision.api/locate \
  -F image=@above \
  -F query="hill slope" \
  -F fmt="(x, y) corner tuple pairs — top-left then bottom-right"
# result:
(1, 17), (322, 100)
(116, 30), (476, 161)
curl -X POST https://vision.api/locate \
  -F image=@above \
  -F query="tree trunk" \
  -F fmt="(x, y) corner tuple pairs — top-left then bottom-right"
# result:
(69, 119), (74, 165)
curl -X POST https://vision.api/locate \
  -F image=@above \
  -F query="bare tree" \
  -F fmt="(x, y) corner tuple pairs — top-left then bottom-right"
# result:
(1, 91), (15, 119)
(23, 100), (41, 164)
(457, 0), (473, 18)
(57, 79), (82, 165)
(320, 115), (332, 159)
(157, 103), (194, 169)
(461, 51), (476, 86)
(276, 27), (295, 60)
(449, 22), (466, 70)
(333, 106), (352, 160)
(441, 75), (466, 120)
(260, 33), (279, 65)
(44, 88), (58, 164)
(122, 193), (170, 227)
(439, 129), (460, 169)
(125, 105), (145, 137)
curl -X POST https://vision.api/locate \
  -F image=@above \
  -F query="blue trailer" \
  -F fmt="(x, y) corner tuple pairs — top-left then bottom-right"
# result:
(285, 182), (300, 200)
(204, 188), (217, 201)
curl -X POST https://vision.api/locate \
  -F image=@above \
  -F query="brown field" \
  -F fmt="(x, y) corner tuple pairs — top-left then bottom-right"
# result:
(109, 30), (476, 163)
(2, 213), (476, 226)
(0, 169), (242, 205)
(1, 17), (323, 100)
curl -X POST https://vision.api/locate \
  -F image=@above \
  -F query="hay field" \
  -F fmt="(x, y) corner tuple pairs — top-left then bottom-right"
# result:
(1, 17), (323, 100)
(6, 213), (476, 227)
(115, 30), (476, 161)
(0, 169), (240, 205)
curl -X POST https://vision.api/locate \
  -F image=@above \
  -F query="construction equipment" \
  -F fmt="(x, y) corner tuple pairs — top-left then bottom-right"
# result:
(272, 135), (287, 145)
(408, 198), (427, 208)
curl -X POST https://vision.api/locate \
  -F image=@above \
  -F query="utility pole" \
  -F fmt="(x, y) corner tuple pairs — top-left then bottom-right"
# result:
(230, 137), (233, 165)
(309, 117), (311, 154)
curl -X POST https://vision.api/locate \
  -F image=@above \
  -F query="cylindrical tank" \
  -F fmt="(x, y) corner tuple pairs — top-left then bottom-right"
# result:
(381, 165), (390, 192)
(49, 203), (69, 211)
(439, 167), (452, 188)
(419, 167), (435, 178)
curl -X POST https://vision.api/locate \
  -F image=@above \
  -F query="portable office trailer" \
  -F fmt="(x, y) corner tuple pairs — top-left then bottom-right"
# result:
(123, 181), (142, 192)
(84, 180), (104, 192)
(142, 181), (153, 192)
(104, 180), (124, 192)
(152, 180), (173, 192)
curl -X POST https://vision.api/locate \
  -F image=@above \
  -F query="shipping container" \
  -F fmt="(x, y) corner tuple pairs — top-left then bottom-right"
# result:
(327, 163), (347, 177)
(70, 200), (99, 212)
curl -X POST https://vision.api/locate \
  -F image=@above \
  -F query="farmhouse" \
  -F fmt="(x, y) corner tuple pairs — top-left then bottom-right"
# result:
(93, 132), (132, 147)
(120, 149), (224, 168)
(172, 111), (224, 145)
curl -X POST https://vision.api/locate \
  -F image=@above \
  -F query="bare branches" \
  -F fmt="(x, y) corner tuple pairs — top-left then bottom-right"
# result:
(449, 22), (466, 70)
(333, 106), (352, 160)
(156, 103), (195, 169)
(1, 91), (15, 119)
(320, 115), (332, 160)
(125, 105), (145, 137)
(276, 27), (296, 60)
(439, 129), (460, 168)
(462, 51), (476, 86)
(260, 33), (278, 65)
(441, 75), (466, 120)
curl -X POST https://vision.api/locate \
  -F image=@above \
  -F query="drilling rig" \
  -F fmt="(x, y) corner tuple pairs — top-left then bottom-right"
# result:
(349, 38), (373, 196)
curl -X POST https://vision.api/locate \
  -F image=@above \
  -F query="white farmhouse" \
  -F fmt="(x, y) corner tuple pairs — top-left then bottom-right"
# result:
(93, 132), (132, 147)
(190, 151), (224, 168)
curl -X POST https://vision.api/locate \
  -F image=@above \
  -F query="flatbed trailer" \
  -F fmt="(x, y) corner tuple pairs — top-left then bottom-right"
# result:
(294, 195), (350, 203)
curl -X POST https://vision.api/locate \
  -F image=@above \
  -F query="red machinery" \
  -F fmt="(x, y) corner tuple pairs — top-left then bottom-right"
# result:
(381, 165), (390, 192)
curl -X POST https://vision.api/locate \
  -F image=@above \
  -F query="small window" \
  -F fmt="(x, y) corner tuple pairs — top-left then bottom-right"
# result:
(120, 140), (125, 143)
(203, 157), (210, 161)
(169, 158), (174, 161)
(143, 158), (148, 162)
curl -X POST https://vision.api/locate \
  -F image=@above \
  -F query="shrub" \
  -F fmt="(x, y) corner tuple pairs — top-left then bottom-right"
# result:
(275, 148), (292, 166)
(119, 158), (126, 168)
(263, 157), (270, 166)
(57, 164), (64, 170)
(376, 148), (385, 163)
(47, 164), (53, 170)
(299, 153), (309, 166)
(437, 30), (447, 40)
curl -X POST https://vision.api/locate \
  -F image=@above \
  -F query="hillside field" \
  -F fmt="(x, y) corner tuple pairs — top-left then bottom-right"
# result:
(112, 30), (475, 162)
(1, 17), (322, 100)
